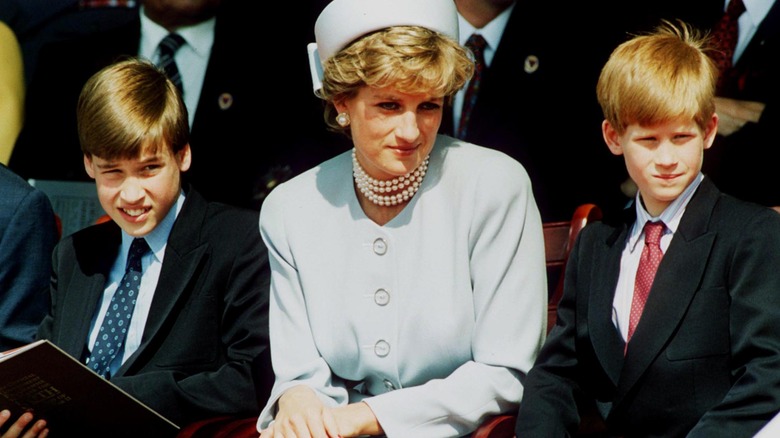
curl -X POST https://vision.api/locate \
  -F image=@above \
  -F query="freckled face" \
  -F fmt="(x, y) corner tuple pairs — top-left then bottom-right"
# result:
(83, 143), (191, 237)
(602, 115), (717, 216)
(335, 86), (443, 180)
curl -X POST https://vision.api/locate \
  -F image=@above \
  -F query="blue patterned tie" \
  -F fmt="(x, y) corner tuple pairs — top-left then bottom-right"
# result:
(86, 238), (150, 378)
(158, 33), (186, 94)
(457, 34), (487, 140)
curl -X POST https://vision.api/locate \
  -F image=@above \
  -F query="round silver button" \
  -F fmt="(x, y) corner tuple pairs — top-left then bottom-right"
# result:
(374, 340), (390, 357)
(374, 289), (390, 306)
(373, 238), (387, 255)
(383, 379), (396, 391)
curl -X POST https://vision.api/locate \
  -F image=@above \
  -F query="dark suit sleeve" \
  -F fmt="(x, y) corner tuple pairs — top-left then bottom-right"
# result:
(687, 209), (780, 437)
(515, 232), (590, 437)
(0, 186), (57, 350)
(110, 217), (272, 425)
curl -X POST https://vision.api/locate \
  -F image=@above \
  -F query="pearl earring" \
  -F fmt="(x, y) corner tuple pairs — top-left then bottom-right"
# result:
(336, 112), (351, 127)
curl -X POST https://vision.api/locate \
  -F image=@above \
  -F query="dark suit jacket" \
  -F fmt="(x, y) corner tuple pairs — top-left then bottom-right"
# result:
(37, 188), (273, 428)
(8, 1), (298, 210)
(516, 178), (780, 437)
(440, 2), (628, 221)
(0, 164), (57, 351)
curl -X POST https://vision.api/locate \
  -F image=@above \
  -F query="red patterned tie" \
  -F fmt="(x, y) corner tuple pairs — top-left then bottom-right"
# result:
(457, 34), (487, 140)
(709, 0), (746, 93)
(627, 221), (665, 344)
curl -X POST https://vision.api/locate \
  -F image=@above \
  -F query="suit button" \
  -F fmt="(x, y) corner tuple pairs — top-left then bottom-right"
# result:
(374, 289), (390, 306)
(383, 379), (396, 391)
(373, 238), (387, 255)
(374, 340), (390, 357)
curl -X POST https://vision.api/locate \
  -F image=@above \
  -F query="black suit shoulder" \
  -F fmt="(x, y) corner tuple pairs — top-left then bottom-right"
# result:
(194, 200), (264, 251)
(170, 189), (262, 244)
(0, 164), (48, 202)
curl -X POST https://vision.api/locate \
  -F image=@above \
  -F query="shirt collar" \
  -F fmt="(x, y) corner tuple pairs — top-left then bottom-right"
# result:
(627, 173), (704, 252)
(457, 1), (514, 64)
(741, 0), (774, 27)
(139, 7), (216, 61)
(120, 190), (186, 263)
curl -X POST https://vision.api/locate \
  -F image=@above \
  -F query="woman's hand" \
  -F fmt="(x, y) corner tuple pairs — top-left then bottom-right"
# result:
(0, 410), (48, 438)
(259, 387), (384, 438)
(259, 385), (341, 438)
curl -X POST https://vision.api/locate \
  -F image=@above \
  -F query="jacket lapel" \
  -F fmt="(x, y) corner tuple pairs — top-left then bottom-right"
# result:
(58, 224), (121, 358)
(116, 189), (210, 374)
(617, 178), (719, 398)
(589, 222), (630, 387)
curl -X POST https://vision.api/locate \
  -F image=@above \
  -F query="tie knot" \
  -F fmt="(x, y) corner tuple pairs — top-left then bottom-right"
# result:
(127, 238), (150, 271)
(159, 33), (186, 55)
(726, 0), (746, 17)
(643, 221), (665, 246)
(465, 34), (487, 58)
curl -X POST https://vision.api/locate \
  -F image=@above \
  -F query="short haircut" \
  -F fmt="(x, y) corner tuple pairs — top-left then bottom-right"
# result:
(320, 25), (474, 134)
(597, 20), (718, 134)
(77, 57), (189, 159)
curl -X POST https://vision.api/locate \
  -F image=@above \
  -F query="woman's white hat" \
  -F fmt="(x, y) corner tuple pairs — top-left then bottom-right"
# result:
(307, 0), (459, 97)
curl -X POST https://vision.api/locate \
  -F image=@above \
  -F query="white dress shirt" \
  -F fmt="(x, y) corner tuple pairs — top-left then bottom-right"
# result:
(732, 0), (775, 62)
(138, 7), (215, 128)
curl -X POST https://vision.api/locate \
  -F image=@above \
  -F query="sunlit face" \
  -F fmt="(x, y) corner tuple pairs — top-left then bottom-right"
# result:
(602, 115), (718, 216)
(335, 85), (443, 180)
(84, 143), (192, 237)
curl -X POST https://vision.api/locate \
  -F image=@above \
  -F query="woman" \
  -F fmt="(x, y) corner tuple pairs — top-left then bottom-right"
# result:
(257, 0), (547, 436)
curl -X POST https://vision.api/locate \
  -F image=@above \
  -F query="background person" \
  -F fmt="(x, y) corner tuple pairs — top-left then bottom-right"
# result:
(0, 164), (57, 352)
(7, 0), (310, 210)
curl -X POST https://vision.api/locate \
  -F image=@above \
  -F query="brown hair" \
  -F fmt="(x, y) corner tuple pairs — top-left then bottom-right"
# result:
(77, 57), (189, 159)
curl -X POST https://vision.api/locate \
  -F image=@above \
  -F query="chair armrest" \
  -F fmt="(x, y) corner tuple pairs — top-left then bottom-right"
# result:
(472, 414), (516, 438)
(177, 415), (258, 438)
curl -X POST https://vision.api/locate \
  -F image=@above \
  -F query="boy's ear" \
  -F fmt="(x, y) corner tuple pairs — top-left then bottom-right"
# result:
(177, 144), (192, 172)
(602, 120), (624, 156)
(703, 113), (719, 150)
(83, 154), (96, 179)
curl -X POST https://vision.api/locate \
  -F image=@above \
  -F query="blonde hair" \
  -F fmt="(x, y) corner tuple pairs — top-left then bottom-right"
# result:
(320, 25), (473, 134)
(77, 57), (189, 159)
(597, 20), (717, 134)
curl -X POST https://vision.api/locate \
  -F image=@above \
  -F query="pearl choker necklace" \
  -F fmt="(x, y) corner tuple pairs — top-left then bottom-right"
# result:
(352, 149), (429, 207)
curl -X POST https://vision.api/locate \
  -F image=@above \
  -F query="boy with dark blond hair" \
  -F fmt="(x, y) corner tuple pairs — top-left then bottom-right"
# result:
(1, 58), (273, 435)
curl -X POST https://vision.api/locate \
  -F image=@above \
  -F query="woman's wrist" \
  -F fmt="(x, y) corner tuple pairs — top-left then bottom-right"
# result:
(333, 402), (383, 436)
